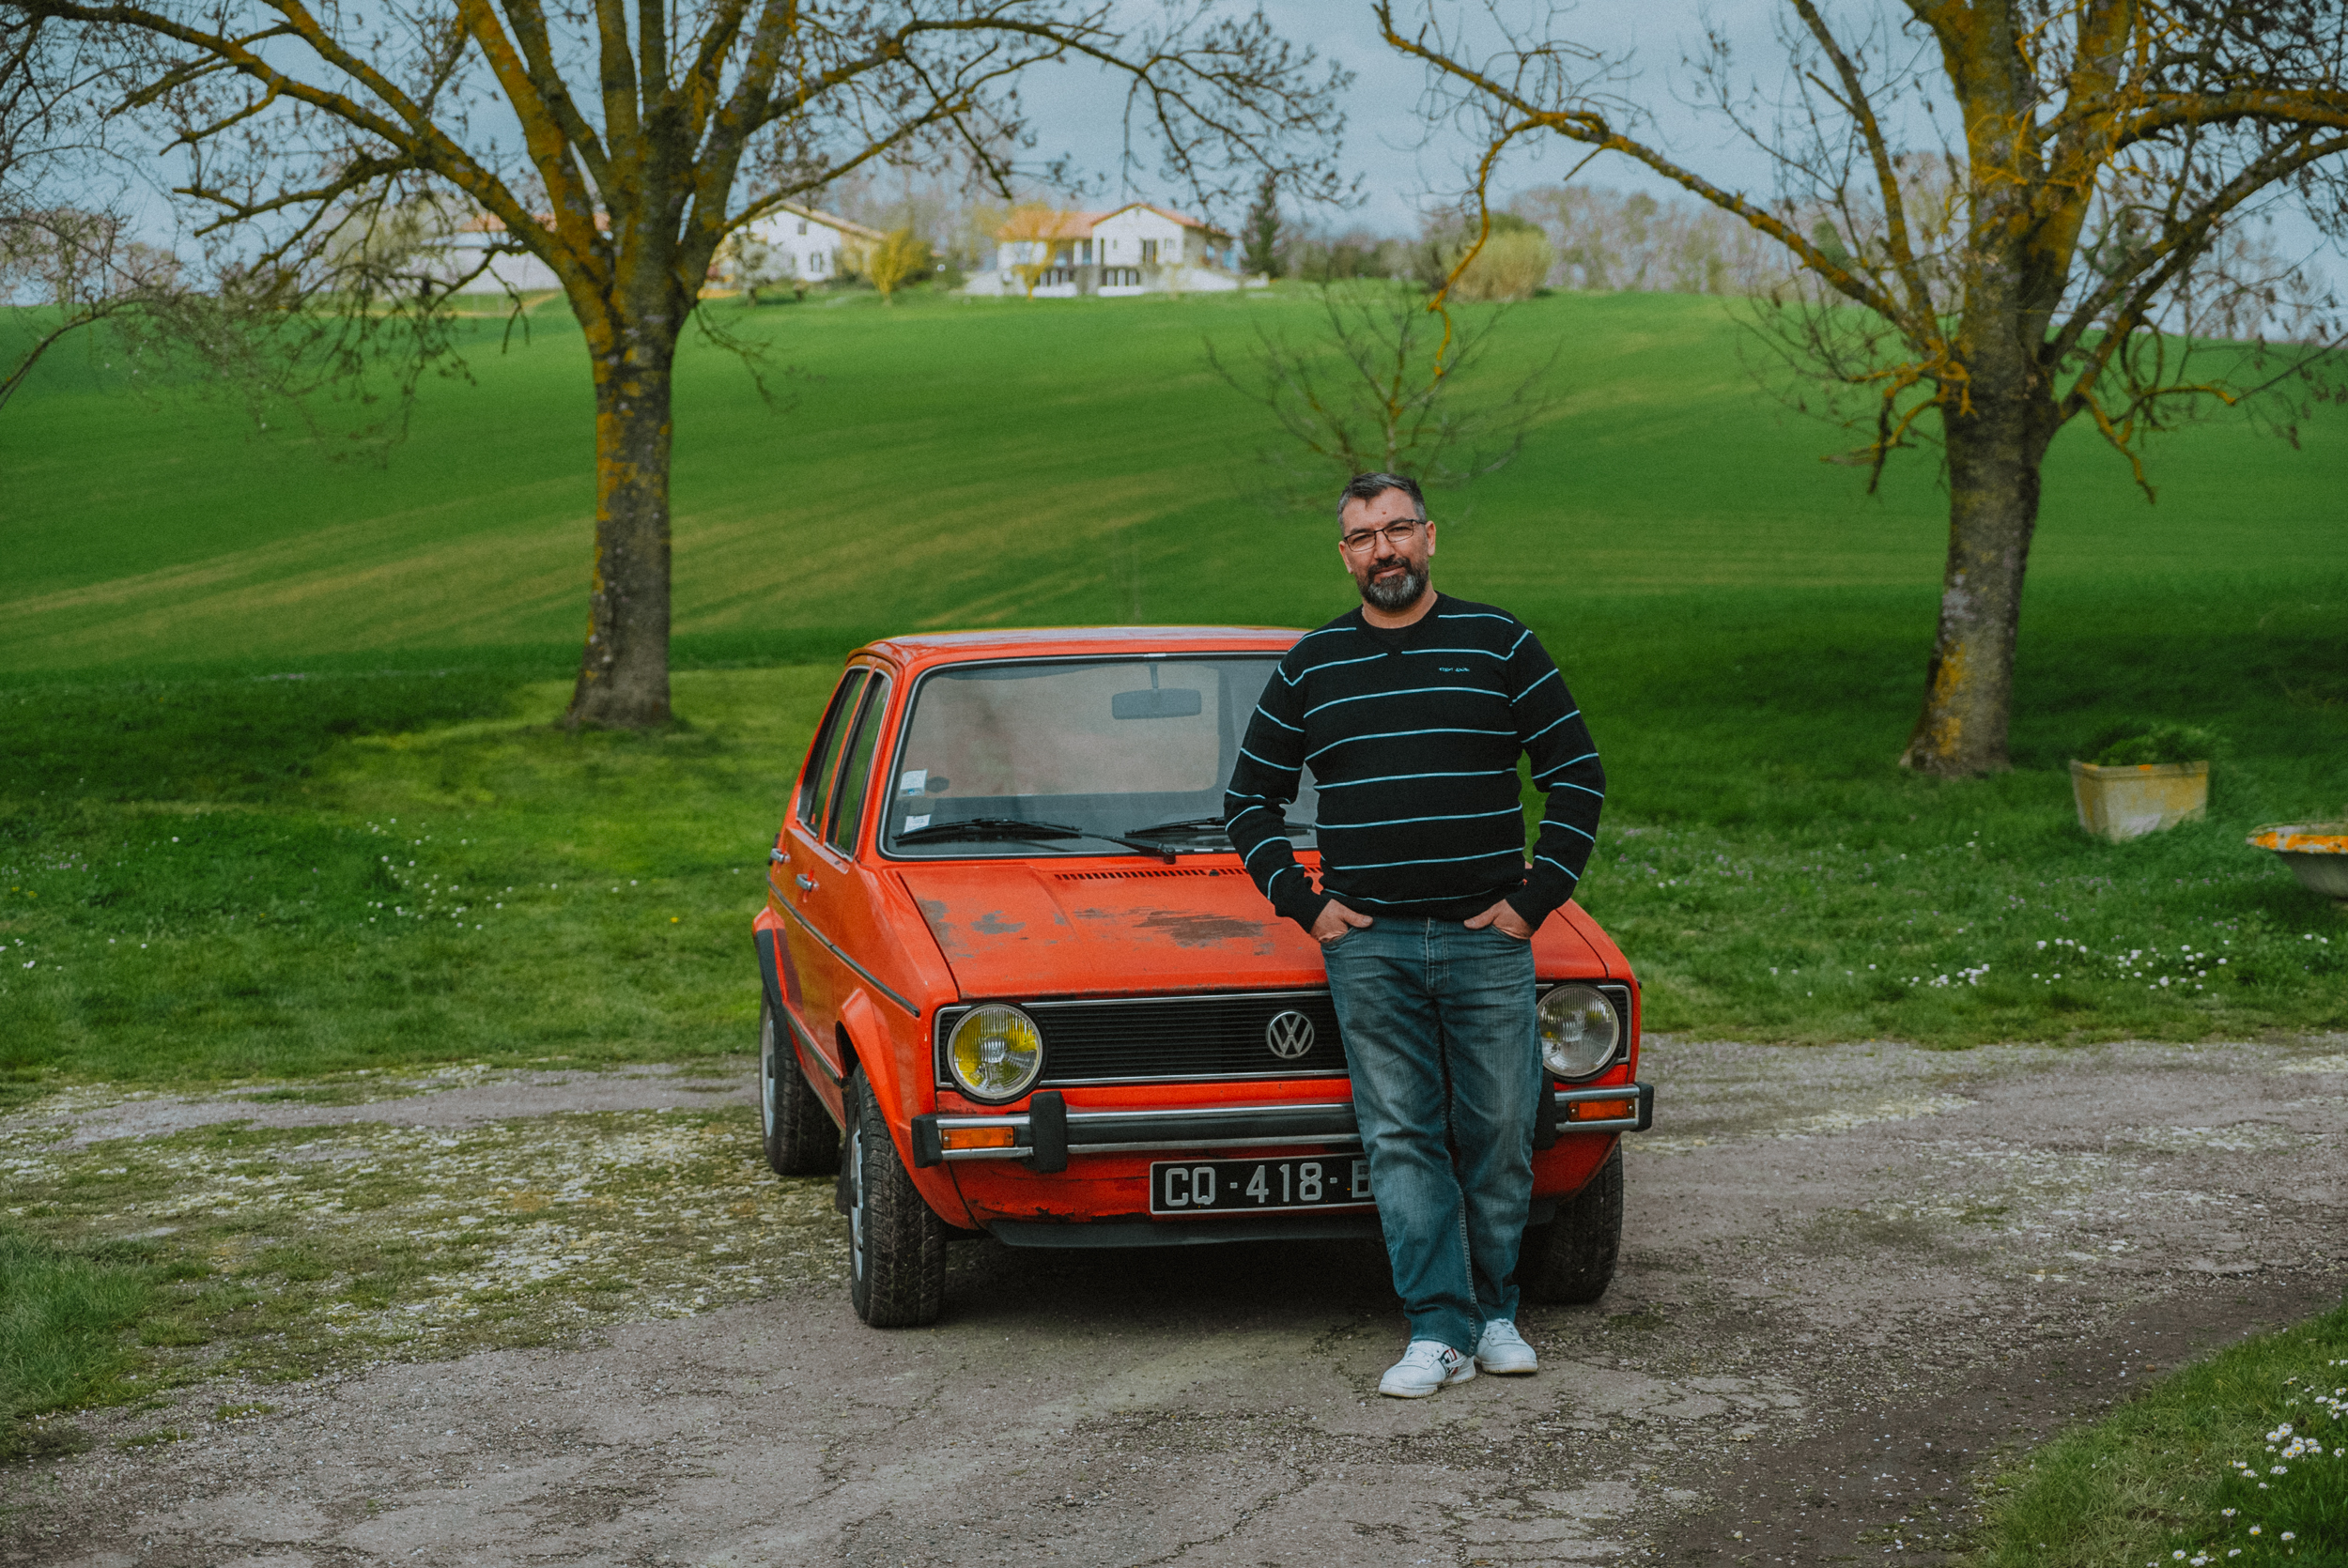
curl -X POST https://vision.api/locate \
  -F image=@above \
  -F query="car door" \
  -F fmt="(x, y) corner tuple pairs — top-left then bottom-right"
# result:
(775, 668), (868, 1074)
(781, 669), (892, 1082)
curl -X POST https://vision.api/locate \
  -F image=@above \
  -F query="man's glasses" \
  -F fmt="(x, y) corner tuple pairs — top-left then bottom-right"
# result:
(1338, 519), (1427, 555)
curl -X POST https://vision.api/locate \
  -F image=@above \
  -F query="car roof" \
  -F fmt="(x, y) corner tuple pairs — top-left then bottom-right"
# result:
(858, 625), (1306, 669)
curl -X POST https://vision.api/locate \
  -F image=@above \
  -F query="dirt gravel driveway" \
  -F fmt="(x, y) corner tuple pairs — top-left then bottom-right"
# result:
(6, 1038), (2343, 1568)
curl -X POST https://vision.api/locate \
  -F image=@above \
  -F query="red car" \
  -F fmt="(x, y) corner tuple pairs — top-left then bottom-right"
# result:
(753, 627), (1651, 1326)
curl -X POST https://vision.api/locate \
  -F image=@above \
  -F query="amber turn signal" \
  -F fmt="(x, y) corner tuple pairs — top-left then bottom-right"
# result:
(1563, 1098), (1634, 1122)
(938, 1125), (1018, 1151)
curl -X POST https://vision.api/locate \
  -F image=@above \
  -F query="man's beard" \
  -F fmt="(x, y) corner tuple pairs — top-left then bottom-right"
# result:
(1360, 559), (1429, 612)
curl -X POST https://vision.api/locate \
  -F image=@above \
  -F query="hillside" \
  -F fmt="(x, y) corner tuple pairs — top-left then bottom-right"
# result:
(5, 287), (2337, 678)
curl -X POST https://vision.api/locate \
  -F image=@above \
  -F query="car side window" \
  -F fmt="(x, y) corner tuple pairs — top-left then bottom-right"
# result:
(825, 676), (891, 855)
(796, 669), (870, 831)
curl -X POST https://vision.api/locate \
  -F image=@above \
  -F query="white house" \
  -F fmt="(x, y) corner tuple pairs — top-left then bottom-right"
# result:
(435, 214), (566, 295)
(965, 201), (1252, 298)
(723, 202), (885, 287)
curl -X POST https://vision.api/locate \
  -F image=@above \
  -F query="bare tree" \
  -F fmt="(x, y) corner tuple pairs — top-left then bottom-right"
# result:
(1381, 0), (2348, 776)
(14, 0), (1347, 728)
(0, 207), (174, 408)
(1206, 278), (1558, 500)
(1513, 185), (1793, 296)
(1282, 223), (1413, 281)
(0, 10), (164, 407)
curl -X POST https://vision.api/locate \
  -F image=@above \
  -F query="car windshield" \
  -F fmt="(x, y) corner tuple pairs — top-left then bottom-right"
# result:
(881, 655), (1319, 858)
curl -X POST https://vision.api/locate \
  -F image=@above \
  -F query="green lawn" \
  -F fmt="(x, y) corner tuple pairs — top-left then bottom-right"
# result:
(0, 1232), (167, 1462)
(1970, 1295), (2348, 1568)
(1, 286), (2342, 1089)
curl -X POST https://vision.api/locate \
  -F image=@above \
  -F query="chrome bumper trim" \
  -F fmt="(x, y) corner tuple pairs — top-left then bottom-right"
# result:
(911, 1084), (1653, 1165)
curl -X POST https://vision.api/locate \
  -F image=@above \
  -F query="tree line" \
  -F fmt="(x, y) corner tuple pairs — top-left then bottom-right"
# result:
(1266, 188), (1790, 300)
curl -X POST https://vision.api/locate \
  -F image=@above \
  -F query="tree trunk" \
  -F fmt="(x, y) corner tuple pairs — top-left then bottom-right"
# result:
(1898, 395), (2052, 776)
(565, 322), (676, 730)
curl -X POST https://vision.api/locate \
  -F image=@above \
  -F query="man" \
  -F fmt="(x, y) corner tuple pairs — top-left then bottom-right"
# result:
(1224, 471), (1604, 1399)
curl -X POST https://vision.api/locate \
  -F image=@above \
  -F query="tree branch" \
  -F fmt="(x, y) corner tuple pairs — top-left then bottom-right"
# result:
(1372, 0), (1912, 328)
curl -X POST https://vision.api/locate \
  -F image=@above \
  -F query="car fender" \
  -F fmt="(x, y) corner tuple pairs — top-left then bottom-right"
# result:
(751, 907), (789, 1016)
(838, 989), (976, 1229)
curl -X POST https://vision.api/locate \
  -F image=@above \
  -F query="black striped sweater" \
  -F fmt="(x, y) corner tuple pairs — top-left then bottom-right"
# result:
(1224, 594), (1604, 932)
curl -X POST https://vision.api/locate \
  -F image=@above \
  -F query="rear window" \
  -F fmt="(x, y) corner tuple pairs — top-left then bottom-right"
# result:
(826, 676), (891, 854)
(797, 669), (869, 829)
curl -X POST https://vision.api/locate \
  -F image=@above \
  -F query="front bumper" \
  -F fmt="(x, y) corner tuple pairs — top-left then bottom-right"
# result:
(910, 1082), (1654, 1169)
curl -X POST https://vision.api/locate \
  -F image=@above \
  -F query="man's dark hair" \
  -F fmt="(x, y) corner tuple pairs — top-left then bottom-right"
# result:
(1337, 471), (1427, 525)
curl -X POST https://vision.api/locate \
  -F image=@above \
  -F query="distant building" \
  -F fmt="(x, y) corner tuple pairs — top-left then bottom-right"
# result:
(965, 202), (1255, 297)
(431, 204), (883, 297)
(724, 202), (886, 287)
(435, 214), (567, 295)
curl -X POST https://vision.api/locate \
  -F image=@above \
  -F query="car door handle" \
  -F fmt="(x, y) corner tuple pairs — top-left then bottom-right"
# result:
(796, 874), (817, 893)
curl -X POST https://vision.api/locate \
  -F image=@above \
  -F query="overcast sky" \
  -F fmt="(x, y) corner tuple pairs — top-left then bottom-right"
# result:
(1023, 1), (2340, 281)
(1024, 0), (1784, 226)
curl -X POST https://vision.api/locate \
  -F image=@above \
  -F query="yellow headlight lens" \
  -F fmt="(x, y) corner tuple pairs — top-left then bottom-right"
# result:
(947, 1005), (1044, 1101)
(1537, 984), (1619, 1080)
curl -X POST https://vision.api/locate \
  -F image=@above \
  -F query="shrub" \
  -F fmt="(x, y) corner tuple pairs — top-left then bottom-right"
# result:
(1444, 227), (1554, 302)
(2084, 722), (2229, 766)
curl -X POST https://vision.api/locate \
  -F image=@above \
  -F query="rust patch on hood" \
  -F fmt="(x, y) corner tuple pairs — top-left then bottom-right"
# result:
(1132, 909), (1277, 952)
(916, 898), (972, 961)
(897, 863), (1325, 996)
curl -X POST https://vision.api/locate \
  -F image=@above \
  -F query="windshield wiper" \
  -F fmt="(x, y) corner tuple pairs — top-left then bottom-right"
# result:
(895, 816), (1175, 863)
(1122, 816), (1229, 839)
(1126, 815), (1314, 838)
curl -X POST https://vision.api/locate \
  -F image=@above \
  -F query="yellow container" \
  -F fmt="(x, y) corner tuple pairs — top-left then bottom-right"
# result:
(2070, 760), (2209, 842)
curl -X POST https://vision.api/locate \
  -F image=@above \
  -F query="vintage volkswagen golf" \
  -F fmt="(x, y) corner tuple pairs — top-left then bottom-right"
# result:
(752, 626), (1650, 1327)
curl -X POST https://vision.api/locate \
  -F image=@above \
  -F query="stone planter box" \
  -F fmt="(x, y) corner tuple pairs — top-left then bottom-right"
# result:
(2070, 760), (2209, 842)
(2248, 822), (2348, 901)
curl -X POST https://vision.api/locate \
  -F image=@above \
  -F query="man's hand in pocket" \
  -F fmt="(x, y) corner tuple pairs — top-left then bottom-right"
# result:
(1312, 902), (1374, 946)
(1464, 899), (1533, 939)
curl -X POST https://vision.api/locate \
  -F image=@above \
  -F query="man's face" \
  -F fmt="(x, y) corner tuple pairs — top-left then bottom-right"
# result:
(1338, 490), (1436, 613)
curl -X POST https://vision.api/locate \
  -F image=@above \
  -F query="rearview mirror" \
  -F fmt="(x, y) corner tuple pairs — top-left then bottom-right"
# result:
(1111, 687), (1203, 720)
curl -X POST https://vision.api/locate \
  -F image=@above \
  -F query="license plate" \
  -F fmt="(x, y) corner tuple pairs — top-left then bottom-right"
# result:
(1149, 1157), (1373, 1216)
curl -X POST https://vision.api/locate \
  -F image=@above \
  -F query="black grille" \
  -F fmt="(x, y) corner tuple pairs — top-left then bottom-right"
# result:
(935, 992), (1350, 1087)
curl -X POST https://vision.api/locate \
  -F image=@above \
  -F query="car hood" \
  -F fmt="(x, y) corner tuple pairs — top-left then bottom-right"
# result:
(896, 861), (1611, 1000)
(898, 862), (1325, 999)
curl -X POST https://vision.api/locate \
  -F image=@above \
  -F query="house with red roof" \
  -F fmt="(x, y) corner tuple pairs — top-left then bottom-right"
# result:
(967, 201), (1255, 297)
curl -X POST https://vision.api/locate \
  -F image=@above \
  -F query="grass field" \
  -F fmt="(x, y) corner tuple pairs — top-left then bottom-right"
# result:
(2, 285), (2343, 1093)
(1971, 1294), (2348, 1568)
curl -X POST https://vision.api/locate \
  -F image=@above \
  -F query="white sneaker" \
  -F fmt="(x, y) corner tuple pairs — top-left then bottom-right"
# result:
(1475, 1318), (1538, 1376)
(1379, 1340), (1476, 1398)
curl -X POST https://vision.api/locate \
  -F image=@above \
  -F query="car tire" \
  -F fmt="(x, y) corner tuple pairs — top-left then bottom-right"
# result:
(760, 998), (840, 1177)
(1520, 1145), (1622, 1305)
(842, 1069), (949, 1328)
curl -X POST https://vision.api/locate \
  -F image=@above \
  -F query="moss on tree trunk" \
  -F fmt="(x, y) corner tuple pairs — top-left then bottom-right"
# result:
(1901, 390), (2055, 776)
(566, 320), (677, 730)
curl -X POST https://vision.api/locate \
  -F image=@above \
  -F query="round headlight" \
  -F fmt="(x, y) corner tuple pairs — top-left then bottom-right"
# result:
(947, 1004), (1044, 1102)
(1537, 984), (1619, 1080)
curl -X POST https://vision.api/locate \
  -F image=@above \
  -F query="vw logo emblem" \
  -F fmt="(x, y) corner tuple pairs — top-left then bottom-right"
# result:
(1264, 1010), (1316, 1060)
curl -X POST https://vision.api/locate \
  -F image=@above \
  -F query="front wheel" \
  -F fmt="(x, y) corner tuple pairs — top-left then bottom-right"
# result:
(843, 1070), (949, 1328)
(1520, 1144), (1623, 1305)
(760, 999), (840, 1177)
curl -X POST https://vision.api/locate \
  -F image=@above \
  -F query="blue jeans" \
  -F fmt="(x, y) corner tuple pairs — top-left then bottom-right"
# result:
(1323, 917), (1541, 1355)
